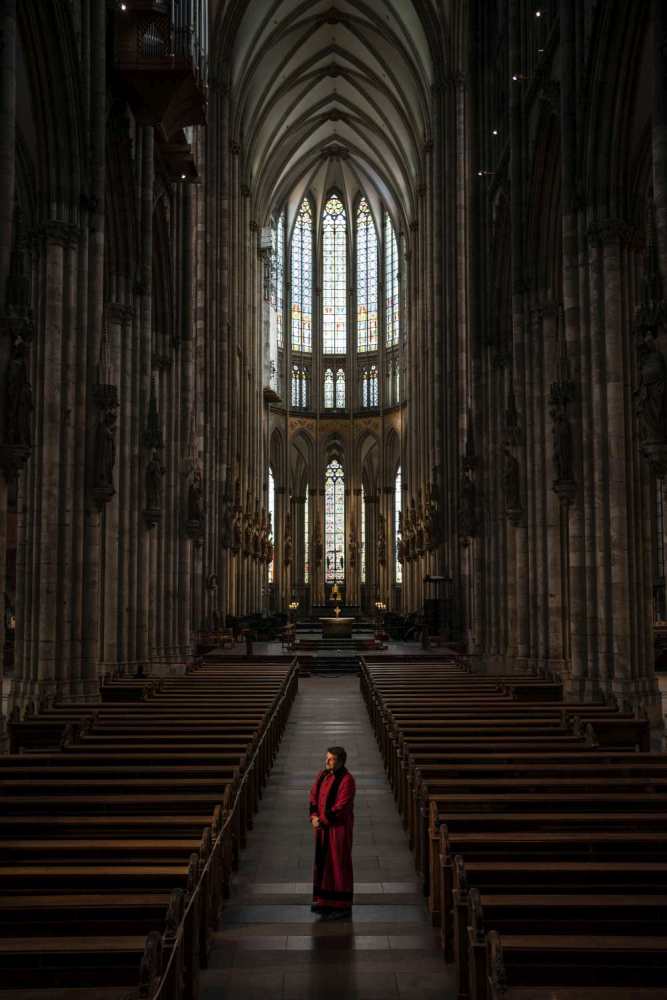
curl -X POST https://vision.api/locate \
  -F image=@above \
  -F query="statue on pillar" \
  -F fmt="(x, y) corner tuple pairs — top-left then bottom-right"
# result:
(459, 467), (477, 542)
(187, 466), (205, 523)
(397, 510), (405, 565)
(93, 407), (117, 491)
(503, 445), (522, 522)
(348, 521), (358, 569)
(222, 496), (234, 549)
(5, 337), (33, 448)
(284, 510), (293, 566)
(243, 490), (253, 556)
(377, 513), (387, 566)
(265, 512), (274, 565)
(145, 450), (165, 511)
(314, 511), (323, 566)
(232, 509), (242, 553)
(636, 328), (667, 443)
(425, 480), (439, 548)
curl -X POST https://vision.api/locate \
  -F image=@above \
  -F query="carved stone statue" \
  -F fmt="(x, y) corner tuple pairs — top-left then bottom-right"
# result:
(348, 522), (357, 569)
(459, 468), (477, 539)
(5, 337), (33, 447)
(425, 480), (439, 548)
(397, 509), (405, 565)
(93, 408), (116, 490)
(377, 513), (387, 565)
(503, 445), (521, 515)
(145, 449), (165, 510)
(314, 512), (323, 565)
(232, 509), (242, 551)
(408, 496), (418, 558)
(636, 330), (667, 442)
(284, 511), (293, 566)
(187, 467), (205, 523)
(222, 499), (234, 548)
(552, 407), (574, 482)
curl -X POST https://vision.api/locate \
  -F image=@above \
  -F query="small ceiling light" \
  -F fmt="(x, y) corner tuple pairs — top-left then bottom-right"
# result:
(535, 9), (542, 16)
(492, 129), (499, 136)
(120, 2), (127, 9)
(181, 173), (187, 180)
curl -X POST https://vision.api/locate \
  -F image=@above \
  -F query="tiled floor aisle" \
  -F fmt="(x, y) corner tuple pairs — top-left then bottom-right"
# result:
(200, 675), (456, 999)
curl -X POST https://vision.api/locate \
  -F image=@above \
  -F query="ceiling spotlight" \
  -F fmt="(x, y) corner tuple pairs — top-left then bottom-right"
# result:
(535, 8), (542, 16)
(492, 129), (499, 136)
(120, 2), (127, 9)
(181, 173), (187, 180)
(512, 73), (528, 81)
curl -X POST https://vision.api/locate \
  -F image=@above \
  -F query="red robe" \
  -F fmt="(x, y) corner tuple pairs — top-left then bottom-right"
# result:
(309, 767), (356, 911)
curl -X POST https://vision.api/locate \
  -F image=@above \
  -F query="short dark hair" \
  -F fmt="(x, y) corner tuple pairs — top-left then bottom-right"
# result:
(327, 746), (347, 766)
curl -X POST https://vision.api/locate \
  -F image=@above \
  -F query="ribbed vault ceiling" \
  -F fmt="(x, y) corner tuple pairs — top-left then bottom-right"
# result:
(224, 1), (435, 232)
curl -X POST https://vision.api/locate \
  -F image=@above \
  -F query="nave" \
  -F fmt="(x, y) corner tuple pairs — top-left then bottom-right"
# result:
(200, 675), (455, 1000)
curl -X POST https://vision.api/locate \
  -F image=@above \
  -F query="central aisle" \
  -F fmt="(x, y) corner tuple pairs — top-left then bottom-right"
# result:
(200, 675), (456, 1000)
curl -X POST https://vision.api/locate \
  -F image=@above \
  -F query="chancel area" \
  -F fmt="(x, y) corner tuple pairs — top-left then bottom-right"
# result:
(2, 0), (667, 998)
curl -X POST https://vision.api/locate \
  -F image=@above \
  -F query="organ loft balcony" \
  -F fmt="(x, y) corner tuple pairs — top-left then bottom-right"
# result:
(114, 0), (207, 139)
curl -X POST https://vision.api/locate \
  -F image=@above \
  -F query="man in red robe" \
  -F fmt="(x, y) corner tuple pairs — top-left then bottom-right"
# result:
(309, 745), (356, 920)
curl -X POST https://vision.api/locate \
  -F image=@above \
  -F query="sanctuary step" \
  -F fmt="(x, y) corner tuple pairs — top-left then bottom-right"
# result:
(299, 656), (361, 675)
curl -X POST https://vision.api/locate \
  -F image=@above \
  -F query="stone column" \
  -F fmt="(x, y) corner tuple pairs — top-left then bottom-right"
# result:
(0, 0), (17, 744)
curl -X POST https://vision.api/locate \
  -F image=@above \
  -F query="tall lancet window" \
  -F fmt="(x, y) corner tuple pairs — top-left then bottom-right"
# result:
(273, 211), (285, 349)
(291, 365), (308, 408)
(361, 364), (379, 407)
(325, 459), (345, 582)
(304, 488), (310, 585)
(324, 368), (335, 408)
(335, 368), (345, 408)
(395, 465), (402, 584)
(385, 212), (399, 347)
(291, 198), (313, 352)
(268, 467), (275, 584)
(322, 194), (347, 354)
(356, 198), (378, 352)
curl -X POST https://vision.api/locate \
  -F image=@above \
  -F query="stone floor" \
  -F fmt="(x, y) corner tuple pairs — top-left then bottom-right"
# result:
(200, 675), (456, 999)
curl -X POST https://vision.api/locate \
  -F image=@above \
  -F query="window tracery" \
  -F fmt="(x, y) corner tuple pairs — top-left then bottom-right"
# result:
(385, 211), (399, 348)
(322, 194), (347, 354)
(357, 198), (378, 352)
(325, 458), (345, 582)
(291, 198), (312, 353)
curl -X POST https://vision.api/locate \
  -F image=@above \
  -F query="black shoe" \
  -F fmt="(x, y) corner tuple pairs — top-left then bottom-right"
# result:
(323, 908), (351, 921)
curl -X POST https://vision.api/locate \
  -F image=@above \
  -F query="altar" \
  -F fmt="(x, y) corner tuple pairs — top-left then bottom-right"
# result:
(319, 617), (355, 640)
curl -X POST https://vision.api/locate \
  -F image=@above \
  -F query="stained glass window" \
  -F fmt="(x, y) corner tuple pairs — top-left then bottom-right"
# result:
(268, 467), (275, 583)
(325, 459), (345, 582)
(335, 368), (345, 408)
(324, 368), (334, 408)
(291, 199), (312, 353)
(291, 364), (308, 408)
(394, 358), (400, 403)
(322, 194), (347, 354)
(361, 485), (366, 584)
(273, 212), (285, 349)
(304, 488), (309, 585)
(361, 365), (379, 407)
(385, 212), (399, 348)
(395, 466), (402, 584)
(357, 198), (378, 352)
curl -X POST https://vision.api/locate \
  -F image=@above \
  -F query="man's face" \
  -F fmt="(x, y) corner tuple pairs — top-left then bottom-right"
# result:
(325, 752), (338, 771)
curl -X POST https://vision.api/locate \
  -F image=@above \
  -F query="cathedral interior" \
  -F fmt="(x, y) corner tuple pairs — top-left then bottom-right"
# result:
(2, 1), (667, 998)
